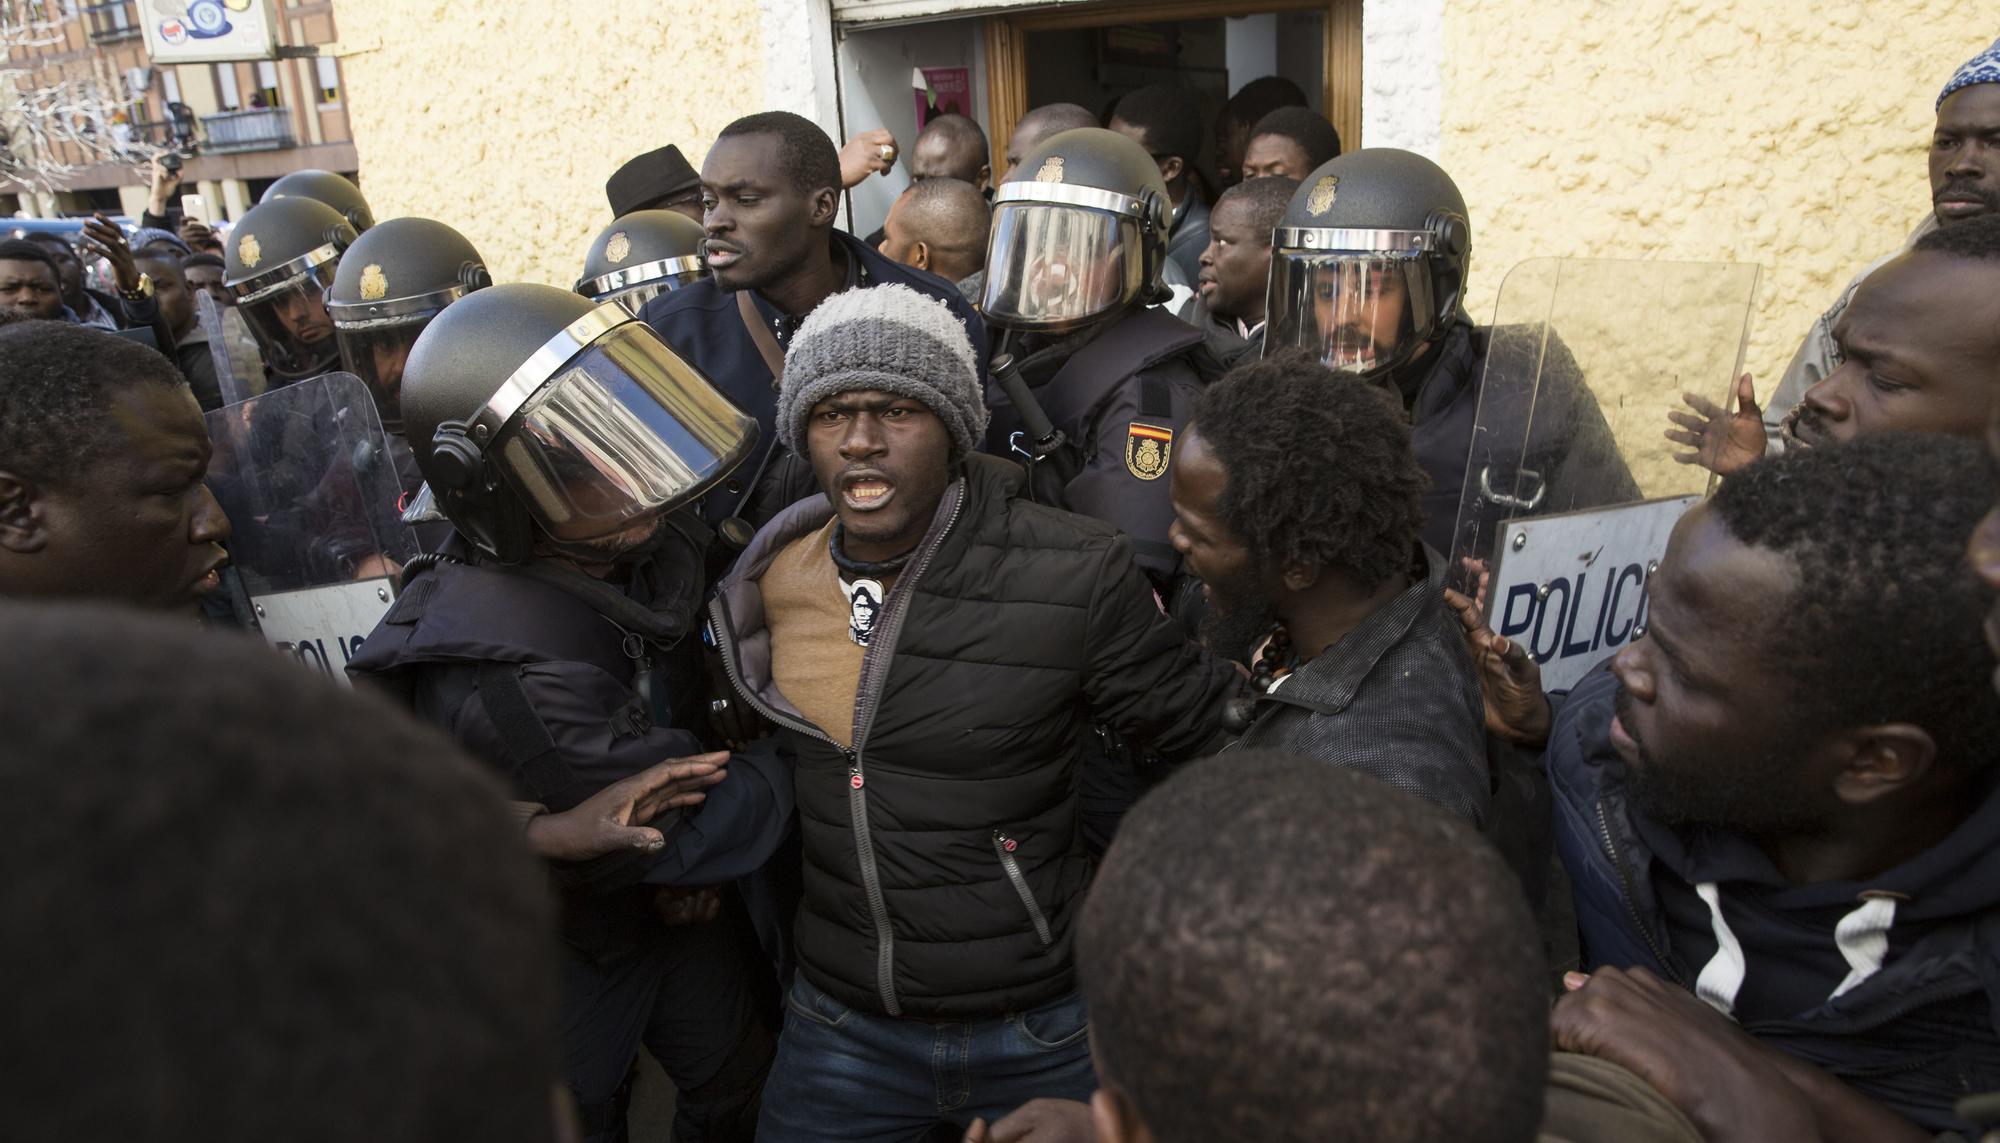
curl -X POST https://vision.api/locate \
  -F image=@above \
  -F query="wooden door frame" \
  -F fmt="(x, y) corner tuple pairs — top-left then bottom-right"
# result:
(982, 0), (1362, 180)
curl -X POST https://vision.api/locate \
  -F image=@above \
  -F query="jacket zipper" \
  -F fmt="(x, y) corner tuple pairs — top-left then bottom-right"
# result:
(1595, 799), (1687, 987)
(704, 598), (843, 751)
(844, 489), (965, 1017)
(992, 831), (1052, 946)
(706, 492), (965, 1019)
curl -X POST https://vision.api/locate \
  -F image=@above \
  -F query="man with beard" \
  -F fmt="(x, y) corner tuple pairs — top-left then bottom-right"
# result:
(1264, 149), (1638, 553)
(1455, 434), (2000, 1139)
(1762, 37), (2000, 424)
(1180, 175), (1297, 368)
(1167, 352), (1488, 824)
(641, 111), (983, 554)
(1669, 214), (2000, 472)
(708, 285), (1237, 1139)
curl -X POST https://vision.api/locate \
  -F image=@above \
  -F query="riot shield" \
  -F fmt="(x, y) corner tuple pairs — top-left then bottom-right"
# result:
(198, 291), (268, 408)
(204, 372), (419, 683)
(1451, 257), (1760, 690)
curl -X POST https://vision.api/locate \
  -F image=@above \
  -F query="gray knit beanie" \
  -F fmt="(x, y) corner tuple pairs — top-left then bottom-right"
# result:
(776, 283), (987, 462)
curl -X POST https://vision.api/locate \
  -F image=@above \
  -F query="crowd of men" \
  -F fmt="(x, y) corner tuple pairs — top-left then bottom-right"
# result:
(2, 31), (1999, 1143)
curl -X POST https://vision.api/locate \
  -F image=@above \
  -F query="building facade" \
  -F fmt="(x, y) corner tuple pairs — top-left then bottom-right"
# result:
(8, 0), (1985, 388)
(2, 0), (355, 222)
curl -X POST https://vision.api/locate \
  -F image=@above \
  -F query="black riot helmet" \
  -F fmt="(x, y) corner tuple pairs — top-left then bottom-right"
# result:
(261, 169), (375, 233)
(1263, 148), (1471, 383)
(981, 127), (1172, 333)
(401, 284), (758, 564)
(328, 217), (491, 434)
(225, 195), (356, 383)
(574, 210), (707, 312)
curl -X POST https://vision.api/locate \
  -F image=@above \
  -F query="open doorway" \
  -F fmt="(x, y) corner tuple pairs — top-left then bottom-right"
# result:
(1017, 11), (1328, 184)
(830, 0), (1358, 237)
(984, 0), (1360, 190)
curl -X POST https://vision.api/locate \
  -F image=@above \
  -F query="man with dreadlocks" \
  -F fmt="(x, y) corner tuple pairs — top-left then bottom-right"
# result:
(1166, 351), (1490, 825)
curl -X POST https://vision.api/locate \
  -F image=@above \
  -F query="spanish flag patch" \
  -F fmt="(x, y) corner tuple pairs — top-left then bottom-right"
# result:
(1125, 422), (1173, 481)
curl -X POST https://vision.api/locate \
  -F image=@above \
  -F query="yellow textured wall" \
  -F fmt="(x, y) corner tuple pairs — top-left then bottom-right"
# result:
(335, 0), (765, 289)
(1440, 1), (1989, 402)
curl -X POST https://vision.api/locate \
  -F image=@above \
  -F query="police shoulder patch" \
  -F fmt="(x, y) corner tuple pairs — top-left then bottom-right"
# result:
(1125, 421), (1173, 481)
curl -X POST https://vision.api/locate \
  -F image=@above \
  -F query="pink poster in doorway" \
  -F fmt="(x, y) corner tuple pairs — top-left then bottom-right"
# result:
(913, 67), (971, 128)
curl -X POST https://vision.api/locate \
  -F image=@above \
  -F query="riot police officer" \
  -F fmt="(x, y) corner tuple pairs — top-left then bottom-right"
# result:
(980, 126), (1220, 851)
(981, 126), (1216, 595)
(328, 216), (491, 495)
(346, 284), (788, 1143)
(329, 216), (490, 436)
(576, 208), (707, 312)
(1262, 148), (1637, 556)
(262, 168), (376, 233)
(224, 196), (355, 385)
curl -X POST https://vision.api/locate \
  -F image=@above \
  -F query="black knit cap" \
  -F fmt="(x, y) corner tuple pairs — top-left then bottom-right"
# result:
(605, 145), (701, 218)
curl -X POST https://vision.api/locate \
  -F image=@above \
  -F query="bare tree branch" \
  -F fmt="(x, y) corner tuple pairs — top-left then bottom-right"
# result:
(0, 10), (171, 195)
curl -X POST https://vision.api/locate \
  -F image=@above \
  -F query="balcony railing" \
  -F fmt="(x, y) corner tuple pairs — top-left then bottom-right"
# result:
(83, 0), (138, 43)
(201, 108), (293, 154)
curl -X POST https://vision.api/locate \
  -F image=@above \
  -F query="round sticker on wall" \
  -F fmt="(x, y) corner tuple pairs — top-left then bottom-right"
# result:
(159, 19), (188, 44)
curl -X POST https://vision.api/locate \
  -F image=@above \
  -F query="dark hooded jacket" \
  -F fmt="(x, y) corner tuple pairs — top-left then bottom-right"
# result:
(708, 453), (1238, 1020)
(1550, 662), (2000, 1135)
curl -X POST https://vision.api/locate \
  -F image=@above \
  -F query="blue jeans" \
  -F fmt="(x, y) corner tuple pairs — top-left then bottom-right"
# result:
(755, 975), (1097, 1142)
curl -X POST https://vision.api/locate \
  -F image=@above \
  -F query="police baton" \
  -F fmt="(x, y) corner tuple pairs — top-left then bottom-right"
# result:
(990, 350), (1066, 463)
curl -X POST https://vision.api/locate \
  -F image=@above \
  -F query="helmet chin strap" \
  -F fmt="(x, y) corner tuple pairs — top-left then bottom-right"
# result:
(1383, 327), (1451, 406)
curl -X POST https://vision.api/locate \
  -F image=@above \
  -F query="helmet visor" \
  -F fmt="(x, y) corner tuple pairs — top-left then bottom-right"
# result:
(598, 271), (702, 314)
(1264, 251), (1436, 377)
(238, 258), (341, 381)
(334, 310), (434, 433)
(981, 202), (1141, 331)
(493, 323), (757, 544)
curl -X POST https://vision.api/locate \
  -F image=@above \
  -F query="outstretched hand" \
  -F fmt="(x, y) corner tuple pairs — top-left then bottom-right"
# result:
(1666, 373), (1765, 477)
(80, 214), (139, 293)
(523, 752), (728, 861)
(1443, 587), (1551, 746)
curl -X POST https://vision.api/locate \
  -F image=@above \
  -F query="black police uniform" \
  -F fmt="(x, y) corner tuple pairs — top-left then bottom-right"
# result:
(351, 284), (789, 1143)
(986, 307), (1211, 586)
(639, 231), (986, 541)
(348, 538), (791, 1143)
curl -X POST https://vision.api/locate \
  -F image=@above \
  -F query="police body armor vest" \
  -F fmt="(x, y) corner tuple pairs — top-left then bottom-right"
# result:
(996, 306), (1211, 508)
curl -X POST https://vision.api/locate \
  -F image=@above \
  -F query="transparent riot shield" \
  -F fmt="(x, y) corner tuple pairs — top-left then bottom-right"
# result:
(198, 291), (269, 408)
(204, 372), (419, 683)
(1451, 258), (1760, 691)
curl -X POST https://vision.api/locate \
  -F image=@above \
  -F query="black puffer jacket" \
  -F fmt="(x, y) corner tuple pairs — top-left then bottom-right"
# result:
(710, 454), (1237, 1020)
